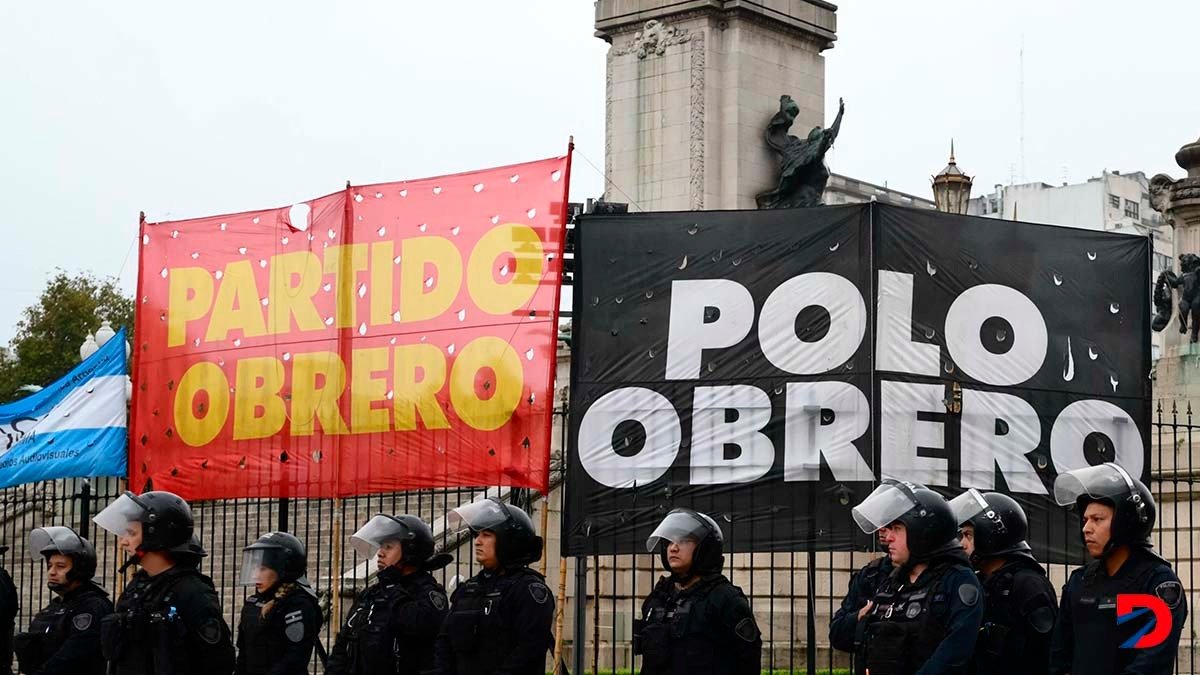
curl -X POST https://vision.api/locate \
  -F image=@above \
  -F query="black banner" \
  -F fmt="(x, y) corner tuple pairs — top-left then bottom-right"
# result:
(564, 204), (1150, 563)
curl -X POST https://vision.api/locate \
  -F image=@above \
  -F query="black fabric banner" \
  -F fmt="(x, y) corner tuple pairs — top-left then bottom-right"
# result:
(563, 204), (1150, 564)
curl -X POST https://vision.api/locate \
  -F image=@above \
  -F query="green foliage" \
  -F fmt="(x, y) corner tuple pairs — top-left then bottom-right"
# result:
(0, 271), (133, 403)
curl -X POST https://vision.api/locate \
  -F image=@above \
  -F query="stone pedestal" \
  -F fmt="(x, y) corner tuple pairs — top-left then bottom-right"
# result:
(595, 0), (837, 211)
(1151, 136), (1200, 405)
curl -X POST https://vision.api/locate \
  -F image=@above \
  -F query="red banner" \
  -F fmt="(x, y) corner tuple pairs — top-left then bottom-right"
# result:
(132, 155), (570, 499)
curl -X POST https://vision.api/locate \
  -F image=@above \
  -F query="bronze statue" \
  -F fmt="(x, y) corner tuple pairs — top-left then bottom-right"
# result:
(1153, 253), (1200, 342)
(756, 96), (844, 209)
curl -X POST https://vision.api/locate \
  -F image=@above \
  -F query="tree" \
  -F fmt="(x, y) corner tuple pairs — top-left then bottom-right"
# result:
(0, 271), (134, 403)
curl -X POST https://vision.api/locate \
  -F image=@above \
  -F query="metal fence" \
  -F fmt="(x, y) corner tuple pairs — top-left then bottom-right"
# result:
(0, 404), (1196, 674)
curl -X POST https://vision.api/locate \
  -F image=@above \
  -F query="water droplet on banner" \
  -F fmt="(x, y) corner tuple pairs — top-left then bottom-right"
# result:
(238, 246), (247, 255)
(527, 208), (537, 218)
(678, 255), (689, 270)
(193, 338), (200, 347)
(433, 186), (442, 195)
(171, 230), (179, 239)
(282, 352), (291, 361)
(418, 223), (428, 232)
(1087, 252), (1097, 261)
(1088, 346), (1099, 361)
(252, 217), (260, 224)
(323, 283), (332, 292)
(328, 228), (337, 239)
(358, 283), (367, 299)
(354, 193), (364, 203)
(160, 267), (168, 279)
(829, 242), (840, 252)
(525, 348), (535, 361)
(457, 308), (467, 321)
(233, 338), (242, 347)
(615, 296), (624, 304)
(377, 226), (387, 237)
(996, 329), (1007, 343)
(645, 290), (654, 298)
(510, 174), (520, 183)
(393, 255), (402, 264)
(280, 236), (288, 246)
(358, 323), (367, 336)
(1109, 374), (1119, 392)
(392, 311), (402, 322)
(712, 249), (723, 262)
(142, 234), (150, 245)
(551, 170), (562, 182)
(259, 259), (268, 268)
(1109, 302), (1120, 314)
(325, 317), (334, 326)
(591, 296), (600, 306)
(944, 361), (955, 374)
(473, 183), (484, 193)
(260, 297), (269, 306)
(374, 192), (383, 199)
(451, 226), (461, 236)
(1062, 337), (1075, 382)
(399, 189), (408, 197)
(500, 263), (509, 277)
(1053, 273), (1063, 286)
(647, 348), (656, 359)
(219, 223), (227, 231)
(491, 215), (500, 224)
(687, 224), (699, 235)
(424, 276), (434, 288)
(925, 327), (936, 340)
(926, 261), (937, 276)
(447, 343), (456, 355)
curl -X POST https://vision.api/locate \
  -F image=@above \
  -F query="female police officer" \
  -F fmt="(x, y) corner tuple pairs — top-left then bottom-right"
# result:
(327, 513), (451, 675)
(235, 531), (322, 675)
(635, 508), (761, 675)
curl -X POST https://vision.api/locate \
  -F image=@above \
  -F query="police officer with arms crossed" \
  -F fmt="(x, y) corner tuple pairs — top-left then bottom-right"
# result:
(950, 489), (1057, 675)
(829, 527), (894, 674)
(93, 491), (235, 675)
(235, 532), (322, 675)
(327, 514), (452, 675)
(635, 508), (761, 675)
(851, 479), (985, 675)
(13, 526), (112, 675)
(434, 498), (554, 675)
(1049, 462), (1187, 675)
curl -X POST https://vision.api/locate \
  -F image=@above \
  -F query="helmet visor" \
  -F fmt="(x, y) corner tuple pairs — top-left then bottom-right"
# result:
(239, 548), (279, 586)
(1053, 462), (1136, 506)
(949, 489), (988, 526)
(349, 515), (407, 559)
(645, 511), (720, 553)
(29, 526), (86, 560)
(93, 493), (146, 539)
(852, 481), (921, 533)
(447, 499), (509, 535)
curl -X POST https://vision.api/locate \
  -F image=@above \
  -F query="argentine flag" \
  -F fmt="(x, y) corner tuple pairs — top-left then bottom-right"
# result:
(0, 328), (128, 488)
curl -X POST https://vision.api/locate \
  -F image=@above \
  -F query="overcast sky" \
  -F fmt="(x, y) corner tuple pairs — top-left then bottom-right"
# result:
(1, 0), (1196, 346)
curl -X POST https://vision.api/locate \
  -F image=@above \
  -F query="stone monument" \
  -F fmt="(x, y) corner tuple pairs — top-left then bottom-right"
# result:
(756, 95), (844, 208)
(1149, 135), (1200, 400)
(595, 0), (838, 211)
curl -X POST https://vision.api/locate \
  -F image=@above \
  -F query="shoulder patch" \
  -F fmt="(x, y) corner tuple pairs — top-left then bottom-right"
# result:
(1027, 606), (1055, 634)
(71, 613), (93, 631)
(958, 583), (980, 607)
(1155, 580), (1183, 609)
(197, 618), (223, 645)
(283, 609), (304, 625)
(285, 621), (306, 643)
(428, 590), (447, 610)
(528, 582), (550, 605)
(734, 617), (760, 643)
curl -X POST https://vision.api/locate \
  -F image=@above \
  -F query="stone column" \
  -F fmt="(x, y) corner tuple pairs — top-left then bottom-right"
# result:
(595, 0), (837, 211)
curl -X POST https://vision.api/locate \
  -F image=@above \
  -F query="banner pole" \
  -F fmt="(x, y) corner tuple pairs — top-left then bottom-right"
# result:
(551, 553), (569, 675)
(571, 555), (586, 675)
(539, 493), (551, 576)
(329, 497), (344, 642)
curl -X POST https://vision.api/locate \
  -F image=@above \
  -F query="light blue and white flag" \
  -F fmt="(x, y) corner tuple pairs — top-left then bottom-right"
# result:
(0, 328), (128, 488)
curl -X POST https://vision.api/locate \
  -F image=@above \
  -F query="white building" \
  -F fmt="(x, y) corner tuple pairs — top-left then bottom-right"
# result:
(968, 170), (1174, 359)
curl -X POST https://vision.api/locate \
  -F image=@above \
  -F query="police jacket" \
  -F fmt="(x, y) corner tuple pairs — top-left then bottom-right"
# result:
(830, 555), (894, 655)
(972, 557), (1056, 675)
(235, 583), (322, 675)
(433, 566), (554, 675)
(1049, 546), (1187, 675)
(326, 567), (449, 675)
(0, 564), (17, 673)
(100, 565), (235, 675)
(858, 549), (984, 675)
(14, 581), (112, 675)
(634, 573), (761, 675)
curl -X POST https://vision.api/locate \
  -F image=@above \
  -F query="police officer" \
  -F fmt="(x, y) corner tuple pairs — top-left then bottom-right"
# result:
(434, 498), (553, 675)
(634, 508), (761, 675)
(0, 544), (18, 675)
(13, 526), (112, 675)
(829, 527), (894, 673)
(851, 479), (985, 675)
(951, 490), (1056, 675)
(327, 514), (452, 675)
(236, 532), (322, 675)
(93, 490), (235, 675)
(1049, 462), (1187, 675)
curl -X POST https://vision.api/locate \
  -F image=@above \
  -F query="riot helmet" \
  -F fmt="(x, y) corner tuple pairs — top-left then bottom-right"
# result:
(172, 534), (207, 569)
(645, 508), (724, 577)
(350, 514), (451, 571)
(93, 490), (194, 552)
(240, 531), (308, 586)
(965, 492), (1033, 562)
(448, 497), (542, 567)
(1054, 462), (1155, 552)
(853, 479), (971, 562)
(29, 526), (97, 582)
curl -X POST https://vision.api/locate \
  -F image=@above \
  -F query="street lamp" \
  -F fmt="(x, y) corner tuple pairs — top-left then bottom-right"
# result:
(931, 140), (974, 214)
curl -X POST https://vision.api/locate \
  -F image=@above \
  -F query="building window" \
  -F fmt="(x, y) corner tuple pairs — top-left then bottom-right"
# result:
(1155, 253), (1171, 272)
(1109, 194), (1121, 209)
(1125, 199), (1140, 219)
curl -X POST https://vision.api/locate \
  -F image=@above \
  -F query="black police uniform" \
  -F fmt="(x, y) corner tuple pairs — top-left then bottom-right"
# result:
(435, 566), (554, 675)
(637, 573), (761, 675)
(973, 557), (1056, 675)
(101, 565), (236, 675)
(859, 548), (983, 675)
(236, 584), (322, 675)
(1049, 547), (1186, 675)
(14, 580), (112, 675)
(829, 555), (894, 657)
(326, 567), (449, 675)
(0, 560), (17, 675)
